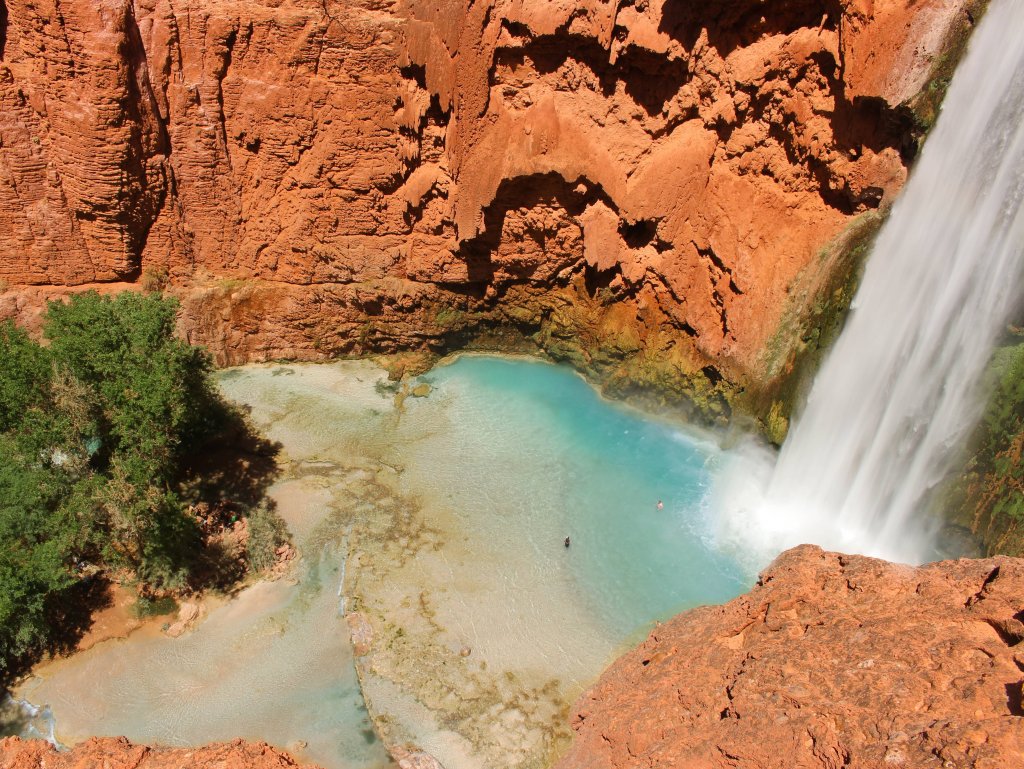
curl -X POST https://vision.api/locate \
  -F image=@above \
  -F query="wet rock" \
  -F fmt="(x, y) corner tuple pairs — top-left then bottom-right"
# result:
(346, 611), (375, 657)
(164, 601), (201, 638)
(390, 746), (447, 769)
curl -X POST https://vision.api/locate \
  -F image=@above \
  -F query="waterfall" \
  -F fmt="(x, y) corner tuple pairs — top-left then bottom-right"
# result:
(717, 0), (1024, 568)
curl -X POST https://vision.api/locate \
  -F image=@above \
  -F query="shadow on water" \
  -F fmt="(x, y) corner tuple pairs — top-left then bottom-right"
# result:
(180, 399), (283, 511)
(0, 695), (60, 745)
(0, 697), (30, 738)
(177, 401), (284, 592)
(0, 575), (113, 711)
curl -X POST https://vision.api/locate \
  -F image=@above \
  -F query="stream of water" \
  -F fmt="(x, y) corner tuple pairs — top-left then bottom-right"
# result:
(716, 0), (1024, 568)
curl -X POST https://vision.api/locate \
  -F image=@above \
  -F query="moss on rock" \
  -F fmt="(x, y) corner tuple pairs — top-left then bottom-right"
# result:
(946, 334), (1024, 556)
(743, 210), (884, 444)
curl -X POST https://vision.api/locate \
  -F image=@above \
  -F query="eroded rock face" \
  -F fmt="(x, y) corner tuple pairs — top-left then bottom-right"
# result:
(557, 545), (1024, 769)
(0, 736), (317, 769)
(0, 0), (968, 409)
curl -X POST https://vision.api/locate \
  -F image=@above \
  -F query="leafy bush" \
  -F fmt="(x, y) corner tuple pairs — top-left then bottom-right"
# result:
(0, 291), (238, 669)
(132, 594), (178, 618)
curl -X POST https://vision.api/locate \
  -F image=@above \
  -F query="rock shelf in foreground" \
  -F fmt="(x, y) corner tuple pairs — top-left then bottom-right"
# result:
(557, 544), (1024, 769)
(0, 736), (319, 769)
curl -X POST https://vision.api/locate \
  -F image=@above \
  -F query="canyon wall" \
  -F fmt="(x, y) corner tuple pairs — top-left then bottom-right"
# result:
(0, 0), (970, 420)
(557, 545), (1024, 769)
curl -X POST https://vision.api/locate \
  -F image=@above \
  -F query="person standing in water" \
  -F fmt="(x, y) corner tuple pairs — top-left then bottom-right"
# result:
(564, 536), (571, 548)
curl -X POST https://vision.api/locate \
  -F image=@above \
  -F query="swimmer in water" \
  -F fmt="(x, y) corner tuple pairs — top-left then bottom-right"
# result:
(564, 536), (571, 548)
(656, 500), (664, 510)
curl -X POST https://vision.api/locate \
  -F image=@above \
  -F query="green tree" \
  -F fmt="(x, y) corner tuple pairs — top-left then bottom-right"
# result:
(45, 292), (214, 485)
(0, 291), (240, 669)
(0, 321), (51, 432)
(0, 436), (77, 665)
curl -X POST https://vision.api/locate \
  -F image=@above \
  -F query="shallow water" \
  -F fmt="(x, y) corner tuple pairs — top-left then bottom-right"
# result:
(400, 357), (747, 639)
(19, 514), (390, 769)
(357, 357), (750, 767)
(18, 356), (750, 769)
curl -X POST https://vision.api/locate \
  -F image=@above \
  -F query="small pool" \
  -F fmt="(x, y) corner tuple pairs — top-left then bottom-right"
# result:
(17, 356), (753, 769)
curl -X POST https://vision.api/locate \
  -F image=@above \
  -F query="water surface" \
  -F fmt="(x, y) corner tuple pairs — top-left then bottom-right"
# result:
(18, 356), (751, 769)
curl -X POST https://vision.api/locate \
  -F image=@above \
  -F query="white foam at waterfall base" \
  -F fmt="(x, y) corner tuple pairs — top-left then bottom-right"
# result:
(716, 0), (1024, 571)
(1, 696), (61, 747)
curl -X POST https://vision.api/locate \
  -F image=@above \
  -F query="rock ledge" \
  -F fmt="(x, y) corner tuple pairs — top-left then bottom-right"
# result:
(0, 736), (319, 769)
(556, 544), (1024, 769)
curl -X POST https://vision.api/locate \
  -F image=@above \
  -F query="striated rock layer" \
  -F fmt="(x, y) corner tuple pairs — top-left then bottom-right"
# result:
(0, 736), (319, 769)
(557, 545), (1024, 769)
(0, 0), (971, 419)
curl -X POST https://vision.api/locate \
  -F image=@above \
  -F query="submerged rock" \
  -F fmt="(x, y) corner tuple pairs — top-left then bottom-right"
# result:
(557, 545), (1024, 769)
(347, 611), (376, 657)
(390, 746), (446, 769)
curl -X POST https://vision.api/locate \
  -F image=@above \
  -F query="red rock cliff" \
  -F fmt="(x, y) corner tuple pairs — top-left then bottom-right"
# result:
(0, 0), (968, 412)
(557, 545), (1024, 769)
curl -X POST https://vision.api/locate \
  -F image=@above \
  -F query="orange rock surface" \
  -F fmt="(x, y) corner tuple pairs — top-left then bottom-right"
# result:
(0, 0), (970, 390)
(557, 545), (1024, 769)
(0, 736), (318, 769)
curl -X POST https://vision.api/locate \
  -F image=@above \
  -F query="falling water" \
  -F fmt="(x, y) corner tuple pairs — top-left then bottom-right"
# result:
(719, 0), (1024, 567)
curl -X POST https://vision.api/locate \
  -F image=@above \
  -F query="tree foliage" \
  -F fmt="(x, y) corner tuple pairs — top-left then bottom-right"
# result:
(0, 436), (77, 661)
(0, 292), (230, 669)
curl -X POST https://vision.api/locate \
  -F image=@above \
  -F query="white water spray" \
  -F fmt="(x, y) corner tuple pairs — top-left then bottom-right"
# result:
(718, 0), (1024, 568)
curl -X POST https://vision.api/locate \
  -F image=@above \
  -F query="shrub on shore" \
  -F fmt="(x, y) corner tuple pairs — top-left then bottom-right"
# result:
(245, 500), (290, 573)
(0, 292), (273, 673)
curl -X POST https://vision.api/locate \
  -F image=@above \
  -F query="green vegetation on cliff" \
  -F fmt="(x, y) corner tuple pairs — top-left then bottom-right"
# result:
(950, 334), (1024, 555)
(0, 292), (264, 672)
(750, 211), (883, 444)
(909, 0), (990, 135)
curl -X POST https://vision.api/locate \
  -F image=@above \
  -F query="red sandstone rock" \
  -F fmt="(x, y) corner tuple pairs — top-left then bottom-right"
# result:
(557, 545), (1024, 769)
(0, 736), (319, 769)
(0, 0), (969, 386)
